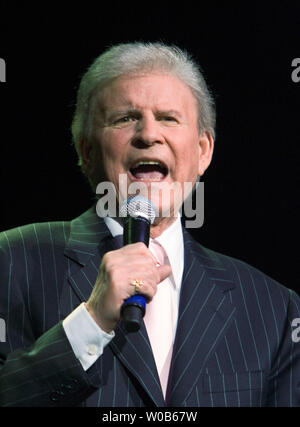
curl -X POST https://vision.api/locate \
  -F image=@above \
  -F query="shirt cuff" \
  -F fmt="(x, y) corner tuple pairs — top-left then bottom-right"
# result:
(62, 302), (115, 371)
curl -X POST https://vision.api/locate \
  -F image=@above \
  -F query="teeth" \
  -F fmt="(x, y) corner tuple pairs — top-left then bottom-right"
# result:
(133, 161), (163, 168)
(129, 160), (168, 181)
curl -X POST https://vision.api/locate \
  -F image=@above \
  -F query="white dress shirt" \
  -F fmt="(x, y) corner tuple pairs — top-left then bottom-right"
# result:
(63, 215), (184, 371)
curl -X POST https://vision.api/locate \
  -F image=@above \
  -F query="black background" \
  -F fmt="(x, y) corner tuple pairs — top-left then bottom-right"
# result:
(0, 1), (299, 294)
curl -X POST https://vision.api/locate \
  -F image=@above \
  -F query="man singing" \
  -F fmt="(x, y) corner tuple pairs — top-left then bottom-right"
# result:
(0, 42), (299, 407)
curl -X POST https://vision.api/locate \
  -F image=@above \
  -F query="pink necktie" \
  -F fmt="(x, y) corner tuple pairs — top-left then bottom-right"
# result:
(144, 240), (174, 399)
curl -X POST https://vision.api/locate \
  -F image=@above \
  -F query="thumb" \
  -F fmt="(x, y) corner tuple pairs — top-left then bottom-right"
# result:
(157, 264), (172, 282)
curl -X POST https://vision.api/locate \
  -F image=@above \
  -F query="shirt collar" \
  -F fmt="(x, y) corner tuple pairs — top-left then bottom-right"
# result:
(104, 216), (123, 237)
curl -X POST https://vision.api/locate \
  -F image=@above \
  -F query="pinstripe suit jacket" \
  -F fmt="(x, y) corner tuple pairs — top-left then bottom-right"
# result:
(0, 206), (299, 407)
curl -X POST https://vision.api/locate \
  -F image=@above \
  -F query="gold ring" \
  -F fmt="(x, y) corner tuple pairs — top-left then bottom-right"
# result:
(130, 279), (144, 294)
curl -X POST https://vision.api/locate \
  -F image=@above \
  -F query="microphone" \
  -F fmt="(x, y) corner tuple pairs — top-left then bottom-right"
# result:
(120, 196), (157, 332)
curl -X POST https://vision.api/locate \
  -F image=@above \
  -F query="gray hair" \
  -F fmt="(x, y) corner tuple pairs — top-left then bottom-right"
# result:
(71, 42), (216, 166)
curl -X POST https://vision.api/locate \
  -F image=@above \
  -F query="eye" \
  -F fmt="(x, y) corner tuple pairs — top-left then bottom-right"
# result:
(115, 115), (137, 124)
(158, 115), (178, 123)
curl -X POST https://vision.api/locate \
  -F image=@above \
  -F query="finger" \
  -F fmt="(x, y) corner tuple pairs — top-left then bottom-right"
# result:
(133, 245), (158, 266)
(115, 245), (158, 268)
(157, 264), (172, 282)
(128, 278), (156, 297)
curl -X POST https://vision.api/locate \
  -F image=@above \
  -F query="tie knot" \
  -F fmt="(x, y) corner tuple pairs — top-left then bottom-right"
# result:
(150, 240), (168, 266)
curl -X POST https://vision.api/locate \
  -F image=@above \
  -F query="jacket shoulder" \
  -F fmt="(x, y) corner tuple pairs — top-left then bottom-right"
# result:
(0, 221), (71, 256)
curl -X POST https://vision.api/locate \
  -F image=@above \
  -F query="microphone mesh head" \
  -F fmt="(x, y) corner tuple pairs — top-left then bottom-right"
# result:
(120, 196), (157, 224)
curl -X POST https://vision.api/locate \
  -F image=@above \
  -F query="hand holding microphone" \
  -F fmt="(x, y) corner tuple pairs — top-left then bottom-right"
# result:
(86, 197), (172, 334)
(119, 196), (156, 332)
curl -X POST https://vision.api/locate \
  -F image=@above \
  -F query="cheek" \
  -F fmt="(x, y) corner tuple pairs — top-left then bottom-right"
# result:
(174, 141), (200, 181)
(99, 132), (126, 166)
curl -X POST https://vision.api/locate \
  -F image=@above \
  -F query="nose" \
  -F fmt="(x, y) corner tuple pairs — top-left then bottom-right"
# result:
(132, 116), (164, 147)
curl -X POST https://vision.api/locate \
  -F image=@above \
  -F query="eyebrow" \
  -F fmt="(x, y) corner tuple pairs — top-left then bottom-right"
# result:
(106, 108), (183, 120)
(107, 108), (140, 118)
(156, 109), (182, 118)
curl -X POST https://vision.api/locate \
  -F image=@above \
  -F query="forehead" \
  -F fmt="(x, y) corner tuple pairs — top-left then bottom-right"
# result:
(95, 72), (198, 115)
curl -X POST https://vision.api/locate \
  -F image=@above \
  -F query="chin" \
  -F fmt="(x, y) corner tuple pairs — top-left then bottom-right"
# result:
(117, 173), (185, 216)
(147, 188), (183, 220)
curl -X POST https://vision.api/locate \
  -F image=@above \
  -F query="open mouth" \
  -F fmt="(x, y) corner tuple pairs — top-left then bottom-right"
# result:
(129, 160), (168, 181)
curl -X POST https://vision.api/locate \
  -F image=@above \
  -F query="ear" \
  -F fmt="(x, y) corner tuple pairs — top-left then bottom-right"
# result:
(79, 138), (93, 174)
(197, 131), (214, 176)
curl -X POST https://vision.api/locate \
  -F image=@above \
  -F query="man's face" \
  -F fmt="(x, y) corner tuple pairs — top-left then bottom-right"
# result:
(82, 73), (213, 227)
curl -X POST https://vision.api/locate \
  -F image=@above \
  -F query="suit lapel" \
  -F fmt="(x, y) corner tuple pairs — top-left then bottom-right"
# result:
(61, 206), (165, 407)
(110, 321), (165, 406)
(167, 229), (237, 406)
(61, 207), (237, 407)
(60, 206), (112, 317)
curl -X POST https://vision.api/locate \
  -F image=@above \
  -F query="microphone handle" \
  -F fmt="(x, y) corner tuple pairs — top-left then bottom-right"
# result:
(121, 216), (150, 332)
